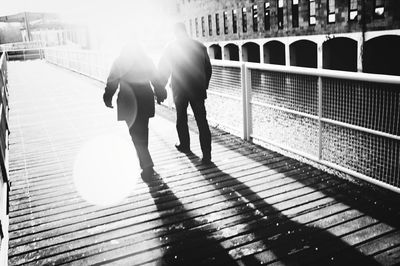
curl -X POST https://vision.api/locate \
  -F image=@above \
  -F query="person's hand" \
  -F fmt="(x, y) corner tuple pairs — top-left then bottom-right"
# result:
(156, 96), (165, 105)
(154, 83), (167, 105)
(103, 92), (113, 108)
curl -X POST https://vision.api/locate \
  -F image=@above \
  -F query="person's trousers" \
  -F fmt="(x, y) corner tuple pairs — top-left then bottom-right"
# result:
(175, 97), (211, 157)
(127, 117), (154, 170)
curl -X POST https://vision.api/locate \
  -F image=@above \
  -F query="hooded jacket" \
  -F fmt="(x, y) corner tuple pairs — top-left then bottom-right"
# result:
(104, 45), (165, 122)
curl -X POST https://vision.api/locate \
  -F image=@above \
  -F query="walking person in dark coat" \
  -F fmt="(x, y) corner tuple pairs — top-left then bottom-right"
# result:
(158, 23), (213, 163)
(103, 42), (166, 179)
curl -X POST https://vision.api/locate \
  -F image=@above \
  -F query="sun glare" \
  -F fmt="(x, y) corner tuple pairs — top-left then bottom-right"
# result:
(3, 0), (177, 55)
(73, 133), (140, 207)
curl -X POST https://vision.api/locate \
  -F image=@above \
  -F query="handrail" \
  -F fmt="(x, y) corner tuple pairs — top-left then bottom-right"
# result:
(0, 51), (10, 266)
(211, 59), (400, 85)
(0, 41), (44, 52)
(1, 42), (46, 61)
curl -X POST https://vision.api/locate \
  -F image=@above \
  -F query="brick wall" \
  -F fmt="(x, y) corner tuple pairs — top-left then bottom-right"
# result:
(179, 0), (400, 42)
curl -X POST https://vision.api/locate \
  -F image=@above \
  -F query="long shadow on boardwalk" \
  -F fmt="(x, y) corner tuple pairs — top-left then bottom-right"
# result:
(155, 106), (400, 265)
(145, 177), (239, 266)
(182, 152), (388, 265)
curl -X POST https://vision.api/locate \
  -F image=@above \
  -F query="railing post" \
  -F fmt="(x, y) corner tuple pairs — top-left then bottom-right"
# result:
(246, 66), (253, 141)
(241, 63), (247, 140)
(318, 75), (323, 160)
(241, 63), (252, 141)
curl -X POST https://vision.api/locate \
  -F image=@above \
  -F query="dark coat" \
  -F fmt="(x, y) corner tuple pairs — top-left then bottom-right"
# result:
(103, 50), (162, 122)
(159, 37), (212, 101)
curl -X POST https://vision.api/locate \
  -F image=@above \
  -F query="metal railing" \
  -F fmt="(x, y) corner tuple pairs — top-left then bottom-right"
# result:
(0, 41), (43, 51)
(43, 47), (114, 82)
(0, 41), (44, 61)
(0, 52), (10, 266)
(42, 47), (400, 193)
(209, 61), (400, 193)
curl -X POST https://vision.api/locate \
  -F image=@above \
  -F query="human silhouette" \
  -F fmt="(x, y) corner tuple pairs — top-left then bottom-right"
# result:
(103, 42), (166, 179)
(158, 22), (213, 164)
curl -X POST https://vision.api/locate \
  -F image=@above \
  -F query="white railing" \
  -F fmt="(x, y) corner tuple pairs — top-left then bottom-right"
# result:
(0, 41), (45, 61)
(44, 47), (114, 82)
(42, 47), (400, 193)
(0, 52), (10, 266)
(0, 41), (44, 51)
(209, 60), (400, 193)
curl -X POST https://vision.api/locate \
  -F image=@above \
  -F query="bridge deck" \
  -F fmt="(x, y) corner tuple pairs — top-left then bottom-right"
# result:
(7, 60), (400, 265)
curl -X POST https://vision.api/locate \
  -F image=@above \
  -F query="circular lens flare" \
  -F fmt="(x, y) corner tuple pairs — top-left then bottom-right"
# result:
(73, 134), (140, 206)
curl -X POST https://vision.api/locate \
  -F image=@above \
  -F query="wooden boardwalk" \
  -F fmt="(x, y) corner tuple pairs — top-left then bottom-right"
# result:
(7, 60), (400, 265)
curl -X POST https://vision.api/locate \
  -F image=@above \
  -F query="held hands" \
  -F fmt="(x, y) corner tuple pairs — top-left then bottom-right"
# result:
(154, 84), (167, 105)
(105, 101), (113, 108)
(156, 96), (165, 105)
(103, 92), (113, 108)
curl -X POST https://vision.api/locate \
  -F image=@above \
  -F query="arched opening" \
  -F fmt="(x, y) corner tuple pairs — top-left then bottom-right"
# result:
(323, 37), (357, 72)
(364, 35), (400, 76)
(242, 42), (260, 63)
(224, 43), (239, 61)
(208, 44), (222, 60)
(263, 41), (285, 65)
(290, 40), (317, 68)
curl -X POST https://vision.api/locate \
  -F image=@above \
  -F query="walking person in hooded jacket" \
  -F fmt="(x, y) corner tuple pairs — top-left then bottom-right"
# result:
(103, 42), (166, 180)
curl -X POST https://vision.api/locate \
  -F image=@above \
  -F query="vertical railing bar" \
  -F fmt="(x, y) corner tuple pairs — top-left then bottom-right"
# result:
(241, 63), (248, 140)
(318, 75), (323, 160)
(246, 66), (253, 141)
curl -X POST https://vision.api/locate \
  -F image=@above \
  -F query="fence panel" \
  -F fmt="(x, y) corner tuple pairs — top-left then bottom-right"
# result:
(321, 77), (400, 188)
(250, 69), (320, 158)
(44, 48), (114, 83)
(207, 63), (243, 135)
(247, 63), (400, 192)
(0, 41), (44, 61)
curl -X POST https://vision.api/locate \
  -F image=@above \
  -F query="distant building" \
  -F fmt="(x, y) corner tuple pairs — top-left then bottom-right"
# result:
(0, 23), (23, 44)
(178, 0), (400, 75)
(0, 12), (90, 49)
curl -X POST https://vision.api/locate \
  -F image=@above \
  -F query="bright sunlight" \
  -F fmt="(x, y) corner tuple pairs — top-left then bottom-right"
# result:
(73, 133), (140, 207)
(2, 0), (179, 52)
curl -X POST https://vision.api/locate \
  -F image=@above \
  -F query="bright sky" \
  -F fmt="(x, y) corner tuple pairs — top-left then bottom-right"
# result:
(1, 0), (168, 16)
(0, 0), (178, 32)
(1, 0), (180, 51)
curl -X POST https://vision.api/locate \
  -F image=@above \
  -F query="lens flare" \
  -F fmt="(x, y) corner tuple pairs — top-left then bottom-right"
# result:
(73, 133), (140, 206)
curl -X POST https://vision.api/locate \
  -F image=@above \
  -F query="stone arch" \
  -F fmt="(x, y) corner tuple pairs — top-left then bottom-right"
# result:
(289, 40), (317, 68)
(242, 42), (260, 63)
(323, 37), (357, 72)
(364, 35), (400, 76)
(263, 40), (285, 65)
(208, 44), (222, 60)
(223, 43), (239, 61)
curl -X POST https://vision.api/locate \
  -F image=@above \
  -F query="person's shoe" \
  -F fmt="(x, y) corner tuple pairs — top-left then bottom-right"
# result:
(141, 167), (155, 182)
(201, 154), (212, 164)
(175, 144), (191, 154)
